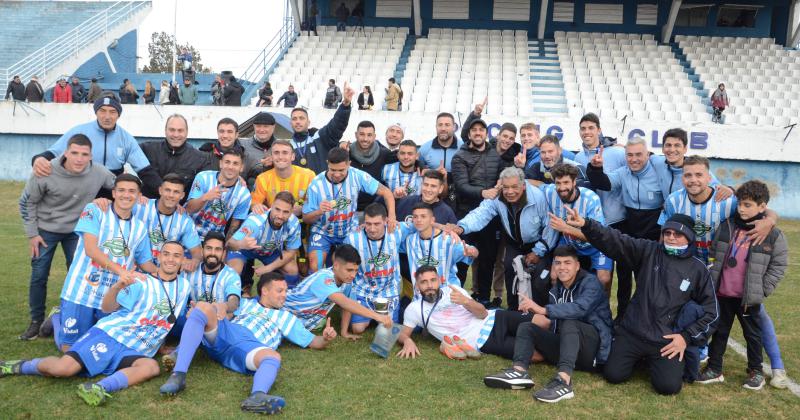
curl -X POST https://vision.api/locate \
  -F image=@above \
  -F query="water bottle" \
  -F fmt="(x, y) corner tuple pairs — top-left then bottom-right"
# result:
(370, 323), (401, 359)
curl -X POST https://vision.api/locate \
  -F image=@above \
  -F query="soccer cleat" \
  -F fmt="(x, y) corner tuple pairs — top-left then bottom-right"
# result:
(770, 369), (790, 389)
(161, 351), (177, 372)
(76, 383), (111, 406)
(743, 369), (765, 391)
(39, 307), (60, 338)
(160, 372), (186, 396)
(451, 336), (481, 359)
(696, 368), (724, 384)
(534, 376), (574, 403)
(439, 336), (466, 360)
(19, 320), (42, 341)
(240, 391), (286, 414)
(0, 360), (23, 377)
(483, 368), (534, 390)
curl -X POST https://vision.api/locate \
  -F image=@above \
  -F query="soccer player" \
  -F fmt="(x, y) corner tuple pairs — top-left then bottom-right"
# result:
(341, 203), (415, 339)
(302, 147), (395, 273)
(159, 273), (337, 415)
(228, 191), (302, 290)
(382, 139), (422, 199)
(544, 163), (612, 290)
(283, 244), (393, 331)
(183, 231), (242, 315)
(186, 149), (252, 240)
(251, 139), (315, 217)
(1, 241), (191, 407)
(54, 174), (157, 352)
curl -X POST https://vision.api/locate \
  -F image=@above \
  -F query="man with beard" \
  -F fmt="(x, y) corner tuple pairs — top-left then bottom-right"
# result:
(199, 118), (246, 171)
(419, 112), (462, 209)
(382, 140), (421, 199)
(241, 112), (277, 189)
(347, 120), (397, 210)
(525, 135), (586, 186)
(543, 164), (611, 290)
(182, 231), (242, 319)
(228, 192), (302, 291)
(186, 150), (252, 241)
(251, 140), (314, 218)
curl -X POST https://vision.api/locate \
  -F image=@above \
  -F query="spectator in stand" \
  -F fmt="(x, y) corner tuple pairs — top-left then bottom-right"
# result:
(211, 75), (224, 105)
(179, 77), (198, 105)
(224, 75), (244, 106)
(25, 76), (45, 103)
(52, 78), (72, 103)
(5, 75), (25, 101)
(70, 77), (86, 103)
(241, 112), (277, 189)
(357, 86), (374, 110)
(142, 80), (156, 104)
(711, 83), (729, 124)
(324, 79), (342, 109)
(277, 85), (298, 107)
(346, 120), (397, 211)
(85, 78), (102, 103)
(336, 2), (349, 31)
(158, 80), (170, 104)
(177, 47), (193, 71)
(256, 82), (273, 107)
(385, 78), (401, 111)
(120, 81), (139, 104)
(307, 0), (319, 36)
(169, 81), (181, 105)
(352, 1), (365, 31)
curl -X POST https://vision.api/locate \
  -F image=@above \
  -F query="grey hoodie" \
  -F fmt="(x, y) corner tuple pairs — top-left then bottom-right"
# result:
(19, 158), (116, 237)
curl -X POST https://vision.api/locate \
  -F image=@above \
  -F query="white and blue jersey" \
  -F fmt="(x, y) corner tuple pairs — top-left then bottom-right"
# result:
(185, 264), (242, 309)
(94, 274), (192, 357)
(231, 211), (302, 257)
(659, 188), (737, 263)
(542, 185), (605, 254)
(60, 204), (152, 309)
(188, 171), (252, 239)
(650, 155), (722, 199)
(231, 298), (314, 349)
(284, 268), (351, 330)
(303, 168), (380, 239)
(345, 222), (415, 300)
(382, 163), (422, 196)
(132, 199), (201, 264)
(405, 229), (472, 289)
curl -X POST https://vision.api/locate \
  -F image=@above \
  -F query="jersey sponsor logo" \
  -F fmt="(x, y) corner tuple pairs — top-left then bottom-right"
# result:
(324, 277), (334, 286)
(693, 220), (713, 237)
(90, 342), (108, 361)
(368, 252), (391, 268)
(416, 254), (440, 267)
(208, 200), (227, 218)
(103, 237), (127, 257)
(329, 211), (356, 222)
(153, 299), (173, 317)
(365, 267), (395, 278)
(138, 314), (172, 329)
(149, 229), (166, 246)
(332, 197), (351, 211)
(198, 210), (226, 227)
(240, 226), (252, 236)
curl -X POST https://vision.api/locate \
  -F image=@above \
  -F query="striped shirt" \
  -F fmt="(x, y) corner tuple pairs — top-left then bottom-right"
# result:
(60, 203), (152, 309)
(132, 199), (201, 264)
(345, 222), (415, 299)
(284, 268), (351, 330)
(542, 185), (606, 254)
(382, 163), (422, 196)
(231, 211), (302, 257)
(185, 264), (242, 310)
(659, 188), (737, 263)
(303, 168), (380, 238)
(404, 229), (471, 289)
(188, 171), (252, 239)
(231, 298), (314, 349)
(94, 274), (191, 357)
(251, 165), (315, 208)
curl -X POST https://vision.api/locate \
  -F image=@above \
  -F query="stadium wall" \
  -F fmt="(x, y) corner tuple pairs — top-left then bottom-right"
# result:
(72, 30), (139, 78)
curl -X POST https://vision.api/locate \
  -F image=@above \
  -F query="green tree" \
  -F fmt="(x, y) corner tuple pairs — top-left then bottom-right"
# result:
(141, 31), (209, 73)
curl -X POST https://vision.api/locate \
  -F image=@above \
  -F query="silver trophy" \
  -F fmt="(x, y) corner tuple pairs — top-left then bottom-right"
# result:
(372, 297), (389, 315)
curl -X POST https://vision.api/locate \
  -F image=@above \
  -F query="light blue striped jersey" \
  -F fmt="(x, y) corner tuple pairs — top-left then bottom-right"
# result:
(60, 203), (152, 309)
(231, 211), (302, 257)
(382, 163), (422, 196)
(231, 298), (314, 349)
(404, 229), (471, 290)
(302, 168), (380, 238)
(132, 199), (201, 264)
(284, 268), (351, 330)
(187, 171), (252, 239)
(542, 185), (606, 254)
(185, 264), (242, 312)
(345, 222), (415, 299)
(94, 273), (191, 357)
(659, 188), (737, 264)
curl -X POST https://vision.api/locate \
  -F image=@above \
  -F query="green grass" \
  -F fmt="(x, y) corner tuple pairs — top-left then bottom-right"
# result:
(0, 181), (798, 418)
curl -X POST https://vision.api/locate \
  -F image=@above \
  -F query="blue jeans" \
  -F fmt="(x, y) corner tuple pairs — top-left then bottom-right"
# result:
(29, 230), (78, 322)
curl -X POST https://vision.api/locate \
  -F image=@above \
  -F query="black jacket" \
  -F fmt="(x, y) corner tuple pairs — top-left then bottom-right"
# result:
(490, 138), (521, 168)
(25, 81), (44, 102)
(70, 82), (86, 103)
(525, 156), (588, 186)
(357, 92), (374, 110)
(277, 91), (298, 107)
(224, 78), (244, 106)
(241, 135), (275, 189)
(199, 140), (245, 171)
(291, 103), (351, 174)
(140, 139), (211, 199)
(349, 143), (397, 210)
(168, 86), (181, 104)
(5, 80), (25, 100)
(120, 89), (139, 104)
(581, 219), (718, 346)
(451, 141), (503, 217)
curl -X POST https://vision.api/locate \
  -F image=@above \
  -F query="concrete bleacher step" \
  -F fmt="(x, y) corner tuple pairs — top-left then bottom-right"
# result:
(671, 43), (715, 118)
(395, 36), (416, 83)
(528, 40), (567, 115)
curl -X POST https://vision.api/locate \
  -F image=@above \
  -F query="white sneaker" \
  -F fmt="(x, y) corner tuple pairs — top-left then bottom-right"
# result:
(770, 369), (790, 389)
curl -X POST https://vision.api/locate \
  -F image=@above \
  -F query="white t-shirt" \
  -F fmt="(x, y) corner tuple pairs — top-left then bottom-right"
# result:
(402, 285), (496, 349)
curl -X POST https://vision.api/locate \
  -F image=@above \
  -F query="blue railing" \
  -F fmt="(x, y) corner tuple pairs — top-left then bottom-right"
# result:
(238, 15), (298, 106)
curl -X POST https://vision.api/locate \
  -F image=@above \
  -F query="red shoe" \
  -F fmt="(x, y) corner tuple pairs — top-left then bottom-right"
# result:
(439, 336), (467, 360)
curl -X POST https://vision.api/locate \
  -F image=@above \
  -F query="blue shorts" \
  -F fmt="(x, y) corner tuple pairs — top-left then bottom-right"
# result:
(57, 299), (108, 348)
(66, 327), (145, 377)
(308, 233), (345, 253)
(350, 295), (400, 325)
(227, 249), (282, 266)
(586, 250), (613, 272)
(202, 319), (267, 375)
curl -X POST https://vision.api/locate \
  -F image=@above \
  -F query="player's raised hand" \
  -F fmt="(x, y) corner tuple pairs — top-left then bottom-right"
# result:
(342, 82), (355, 106)
(448, 285), (470, 306)
(514, 144), (527, 168)
(548, 212), (569, 232)
(590, 145), (604, 168)
(322, 318), (338, 341)
(319, 199), (334, 213)
(241, 236), (260, 250)
(563, 205), (586, 228)
(474, 96), (487, 116)
(202, 185), (222, 202)
(393, 187), (407, 199)
(251, 203), (268, 215)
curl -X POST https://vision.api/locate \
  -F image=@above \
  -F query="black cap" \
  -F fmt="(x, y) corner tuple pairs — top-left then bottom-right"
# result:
(662, 213), (696, 243)
(253, 112), (276, 125)
(468, 118), (488, 129)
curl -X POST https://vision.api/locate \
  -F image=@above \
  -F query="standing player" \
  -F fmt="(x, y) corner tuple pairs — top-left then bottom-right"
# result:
(186, 149), (252, 240)
(302, 147), (396, 273)
(251, 139), (315, 217)
(1, 241), (191, 407)
(382, 140), (422, 199)
(228, 192), (302, 290)
(283, 244), (393, 331)
(55, 174), (157, 352)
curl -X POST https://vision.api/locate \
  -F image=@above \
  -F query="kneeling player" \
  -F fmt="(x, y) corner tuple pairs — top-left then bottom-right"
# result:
(159, 273), (337, 415)
(1, 242), (191, 406)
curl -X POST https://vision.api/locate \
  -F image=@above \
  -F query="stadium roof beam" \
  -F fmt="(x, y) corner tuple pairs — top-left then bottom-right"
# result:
(538, 0), (549, 40)
(291, 0), (302, 33)
(661, 0), (683, 43)
(413, 0), (422, 36)
(789, 0), (800, 47)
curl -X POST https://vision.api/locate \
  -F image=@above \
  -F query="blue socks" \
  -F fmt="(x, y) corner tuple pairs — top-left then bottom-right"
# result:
(758, 307), (784, 370)
(174, 308), (209, 374)
(20, 358), (42, 376)
(252, 357), (280, 395)
(96, 371), (129, 393)
(284, 275), (300, 289)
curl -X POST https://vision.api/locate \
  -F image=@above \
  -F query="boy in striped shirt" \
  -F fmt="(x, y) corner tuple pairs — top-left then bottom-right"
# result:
(55, 174), (158, 352)
(159, 272), (337, 414)
(1, 241), (191, 407)
(302, 147), (396, 273)
(382, 140), (422, 199)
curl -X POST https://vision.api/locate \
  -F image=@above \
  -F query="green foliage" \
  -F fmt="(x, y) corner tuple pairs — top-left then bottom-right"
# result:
(141, 31), (210, 74)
